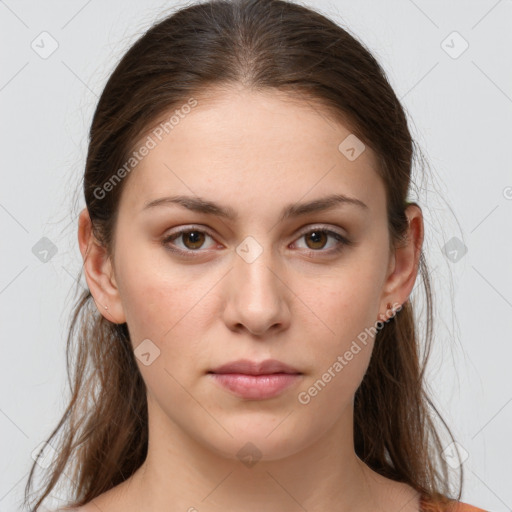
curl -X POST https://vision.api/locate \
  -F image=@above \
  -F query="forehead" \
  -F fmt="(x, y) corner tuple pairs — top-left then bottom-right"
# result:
(119, 87), (385, 218)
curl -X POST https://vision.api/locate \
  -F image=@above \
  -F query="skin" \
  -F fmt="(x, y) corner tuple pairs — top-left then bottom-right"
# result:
(77, 86), (424, 512)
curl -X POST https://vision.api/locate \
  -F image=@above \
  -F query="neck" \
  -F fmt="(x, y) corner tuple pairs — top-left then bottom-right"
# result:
(101, 394), (420, 512)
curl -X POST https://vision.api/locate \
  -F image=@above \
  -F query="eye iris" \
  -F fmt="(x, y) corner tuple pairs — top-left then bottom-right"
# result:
(305, 230), (327, 250)
(183, 231), (205, 250)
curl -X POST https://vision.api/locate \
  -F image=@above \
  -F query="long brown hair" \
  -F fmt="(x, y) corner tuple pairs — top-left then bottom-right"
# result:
(24, 0), (463, 509)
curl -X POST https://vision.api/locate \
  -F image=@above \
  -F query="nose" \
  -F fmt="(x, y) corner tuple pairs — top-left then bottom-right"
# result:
(221, 242), (291, 337)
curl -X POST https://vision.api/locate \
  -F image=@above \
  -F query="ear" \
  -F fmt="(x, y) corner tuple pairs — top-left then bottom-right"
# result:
(378, 203), (424, 319)
(78, 207), (126, 324)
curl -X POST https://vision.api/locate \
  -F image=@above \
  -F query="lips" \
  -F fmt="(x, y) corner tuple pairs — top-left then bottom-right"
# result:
(208, 359), (303, 400)
(208, 358), (302, 376)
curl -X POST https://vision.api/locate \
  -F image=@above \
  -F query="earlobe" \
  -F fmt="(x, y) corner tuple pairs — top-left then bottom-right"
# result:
(77, 208), (126, 324)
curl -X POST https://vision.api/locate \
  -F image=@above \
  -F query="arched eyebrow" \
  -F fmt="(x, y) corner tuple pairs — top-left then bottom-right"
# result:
(141, 193), (368, 222)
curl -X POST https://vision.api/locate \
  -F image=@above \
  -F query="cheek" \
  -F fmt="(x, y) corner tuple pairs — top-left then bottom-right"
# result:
(293, 266), (382, 402)
(115, 239), (200, 325)
(115, 267), (206, 407)
(114, 247), (218, 371)
(299, 270), (381, 347)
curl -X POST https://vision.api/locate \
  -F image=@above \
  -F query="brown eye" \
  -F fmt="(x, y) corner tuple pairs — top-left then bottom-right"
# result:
(181, 230), (206, 250)
(304, 230), (328, 250)
(162, 228), (217, 254)
(293, 227), (350, 256)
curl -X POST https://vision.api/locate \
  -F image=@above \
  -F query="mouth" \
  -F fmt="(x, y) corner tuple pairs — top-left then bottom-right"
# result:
(209, 358), (302, 376)
(207, 359), (303, 400)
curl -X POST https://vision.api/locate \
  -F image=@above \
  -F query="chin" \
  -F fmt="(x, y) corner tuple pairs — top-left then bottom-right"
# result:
(196, 418), (319, 464)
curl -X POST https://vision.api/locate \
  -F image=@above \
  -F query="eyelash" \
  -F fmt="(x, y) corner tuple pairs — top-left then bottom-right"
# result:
(161, 225), (352, 259)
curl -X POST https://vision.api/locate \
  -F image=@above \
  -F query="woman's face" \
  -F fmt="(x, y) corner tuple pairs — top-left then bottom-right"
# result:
(97, 87), (413, 461)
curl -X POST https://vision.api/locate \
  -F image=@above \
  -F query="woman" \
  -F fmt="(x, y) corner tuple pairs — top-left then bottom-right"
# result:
(24, 1), (488, 511)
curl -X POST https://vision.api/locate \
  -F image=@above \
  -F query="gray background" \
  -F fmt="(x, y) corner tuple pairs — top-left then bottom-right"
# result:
(1, 0), (511, 511)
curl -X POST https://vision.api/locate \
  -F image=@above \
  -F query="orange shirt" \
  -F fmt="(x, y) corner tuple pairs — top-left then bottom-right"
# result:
(420, 496), (488, 511)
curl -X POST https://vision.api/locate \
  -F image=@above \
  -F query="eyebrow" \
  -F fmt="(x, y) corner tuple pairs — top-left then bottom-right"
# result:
(141, 193), (368, 222)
